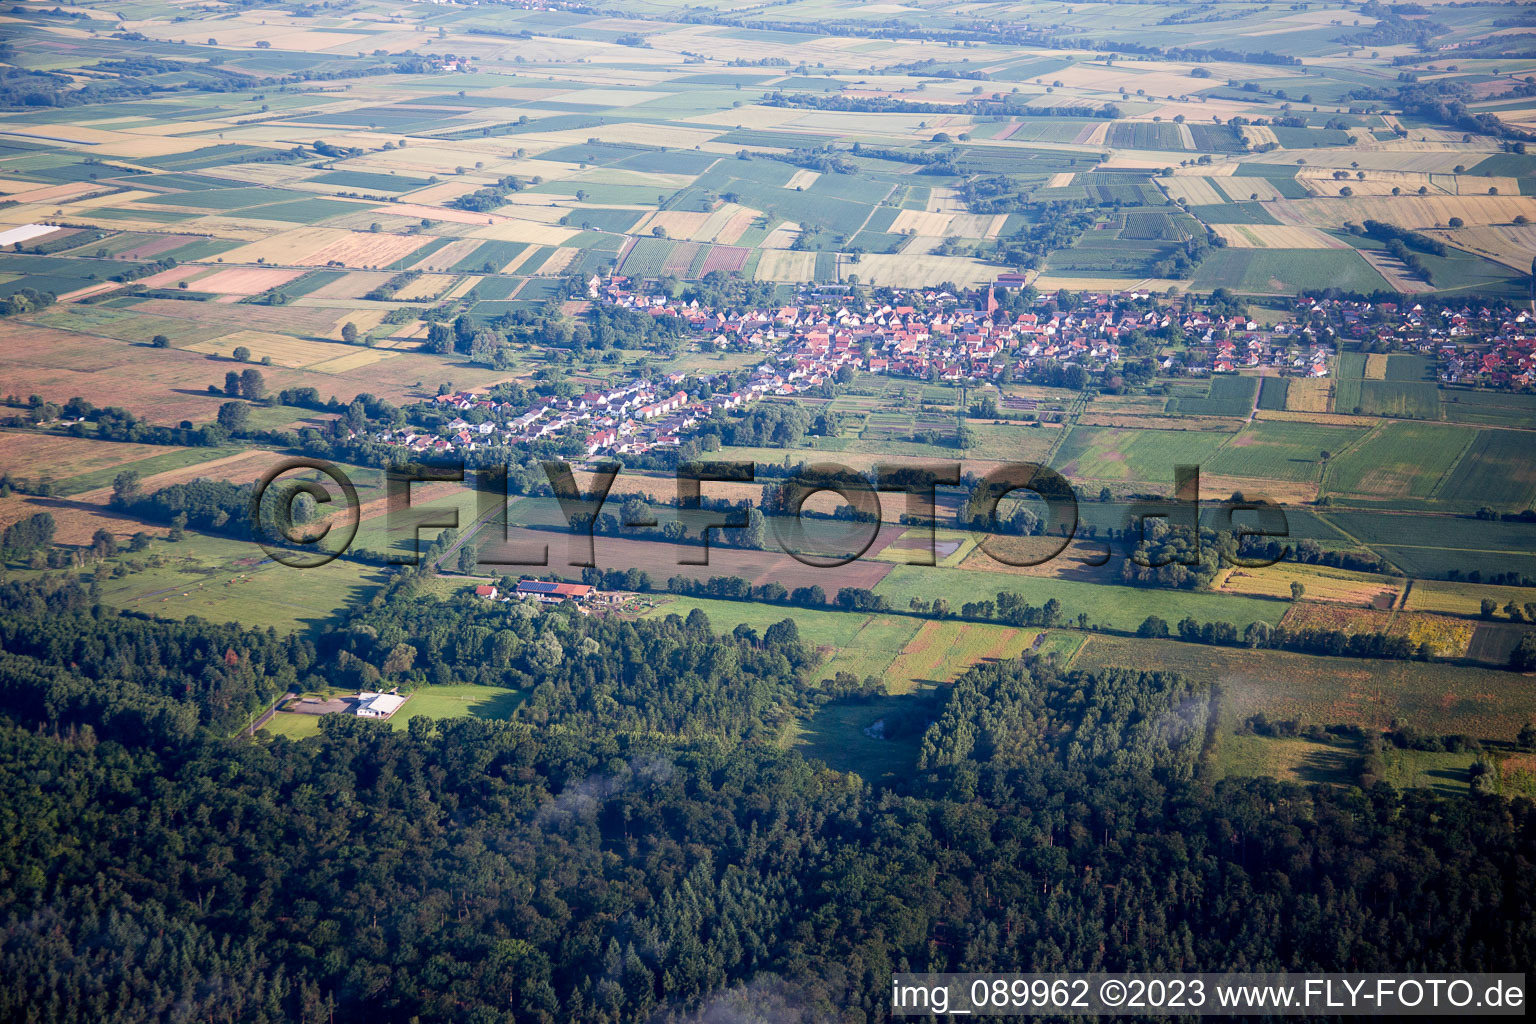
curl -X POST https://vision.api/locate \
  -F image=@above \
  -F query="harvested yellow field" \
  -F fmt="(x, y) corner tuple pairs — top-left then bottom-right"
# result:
(1046, 172), (1075, 188)
(1364, 353), (1389, 380)
(190, 267), (306, 295)
(537, 247), (578, 275)
(691, 203), (755, 243)
(186, 331), (342, 368)
(849, 253), (998, 287)
(1033, 273), (1187, 293)
(409, 238), (480, 272)
(307, 349), (399, 374)
(220, 228), (428, 268)
(1406, 579), (1536, 618)
(499, 248), (540, 275)
(1159, 177), (1226, 206)
(1218, 563), (1402, 607)
(332, 309), (386, 335)
(1296, 170), (1449, 197)
(306, 271), (393, 299)
(1213, 224), (1348, 249)
(63, 189), (159, 211)
(1213, 177), (1284, 202)
(761, 222), (801, 249)
(393, 274), (455, 301)
(925, 187), (966, 214)
(470, 219), (578, 245)
(1432, 224), (1536, 270)
(373, 203), (500, 227)
(785, 169), (820, 190)
(1079, 121), (1110, 147)
(1262, 408), (1380, 428)
(1271, 194), (1536, 230)
(444, 276), (481, 300)
(1284, 378), (1333, 413)
(950, 213), (1009, 238)
(632, 210), (711, 238)
(753, 249), (816, 282)
(1357, 248), (1437, 295)
(1241, 125), (1278, 148)
(890, 209), (955, 235)
(712, 208), (756, 245)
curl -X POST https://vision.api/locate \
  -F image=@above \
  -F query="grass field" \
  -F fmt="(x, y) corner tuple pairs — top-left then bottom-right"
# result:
(1205, 420), (1365, 484)
(1213, 733), (1356, 786)
(1324, 422), (1475, 499)
(90, 533), (387, 633)
(1074, 634), (1536, 741)
(1052, 425), (1233, 484)
(261, 684), (523, 740)
(1190, 249), (1388, 294)
(874, 564), (1290, 632)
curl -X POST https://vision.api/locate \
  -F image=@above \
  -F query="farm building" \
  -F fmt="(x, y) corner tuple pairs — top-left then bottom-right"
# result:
(355, 692), (408, 719)
(515, 580), (595, 604)
(475, 584), (499, 599)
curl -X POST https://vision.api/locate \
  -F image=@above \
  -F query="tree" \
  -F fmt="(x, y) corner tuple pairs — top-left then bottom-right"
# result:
(239, 368), (265, 402)
(382, 643), (417, 677)
(427, 323), (454, 355)
(1480, 598), (1498, 620)
(1137, 615), (1170, 638)
(232, 346), (251, 362)
(151, 335), (170, 348)
(111, 470), (141, 507)
(225, 370), (242, 396)
(1290, 581), (1305, 601)
(1511, 634), (1536, 671)
(341, 322), (359, 345)
(217, 401), (249, 434)
(1518, 721), (1536, 750)
(458, 543), (480, 575)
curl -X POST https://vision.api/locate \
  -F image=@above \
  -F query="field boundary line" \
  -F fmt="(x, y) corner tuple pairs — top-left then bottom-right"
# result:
(1317, 421), (1379, 497)
(1425, 427), (1482, 501)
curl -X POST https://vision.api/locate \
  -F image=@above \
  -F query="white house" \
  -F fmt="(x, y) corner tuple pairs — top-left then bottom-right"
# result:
(355, 692), (407, 719)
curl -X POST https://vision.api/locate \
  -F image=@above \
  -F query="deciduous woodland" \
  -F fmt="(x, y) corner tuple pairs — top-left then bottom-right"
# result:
(0, 577), (1532, 1022)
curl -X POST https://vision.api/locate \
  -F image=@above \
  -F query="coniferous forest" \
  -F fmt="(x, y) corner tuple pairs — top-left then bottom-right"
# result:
(0, 575), (1531, 1023)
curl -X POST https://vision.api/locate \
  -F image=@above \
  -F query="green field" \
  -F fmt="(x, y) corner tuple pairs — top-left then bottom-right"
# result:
(1213, 733), (1356, 786)
(389, 684), (525, 730)
(1190, 249), (1388, 294)
(1324, 422), (1475, 499)
(1334, 379), (1441, 419)
(91, 533), (388, 633)
(1053, 425), (1233, 484)
(1438, 430), (1536, 509)
(1205, 420), (1365, 483)
(874, 564), (1290, 632)
(261, 684), (524, 740)
(1164, 375), (1259, 417)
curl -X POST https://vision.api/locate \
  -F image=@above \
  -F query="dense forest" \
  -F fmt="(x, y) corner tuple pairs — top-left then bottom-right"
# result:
(0, 572), (1532, 1022)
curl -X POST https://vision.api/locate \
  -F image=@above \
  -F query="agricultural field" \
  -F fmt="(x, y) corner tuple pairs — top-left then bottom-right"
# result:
(1074, 634), (1536, 742)
(1052, 424), (1233, 486)
(1324, 422), (1477, 500)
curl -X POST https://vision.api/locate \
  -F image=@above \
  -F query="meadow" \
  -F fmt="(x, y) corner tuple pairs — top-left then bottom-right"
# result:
(1074, 634), (1536, 742)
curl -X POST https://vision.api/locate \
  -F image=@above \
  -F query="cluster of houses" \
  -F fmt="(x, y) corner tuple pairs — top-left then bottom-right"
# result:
(1295, 297), (1535, 389)
(593, 274), (1130, 384)
(358, 285), (1532, 461)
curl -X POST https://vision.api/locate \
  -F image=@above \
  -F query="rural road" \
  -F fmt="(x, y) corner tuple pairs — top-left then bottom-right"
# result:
(248, 690), (297, 737)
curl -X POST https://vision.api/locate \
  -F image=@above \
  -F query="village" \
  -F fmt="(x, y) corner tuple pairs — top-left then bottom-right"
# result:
(355, 277), (1534, 460)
